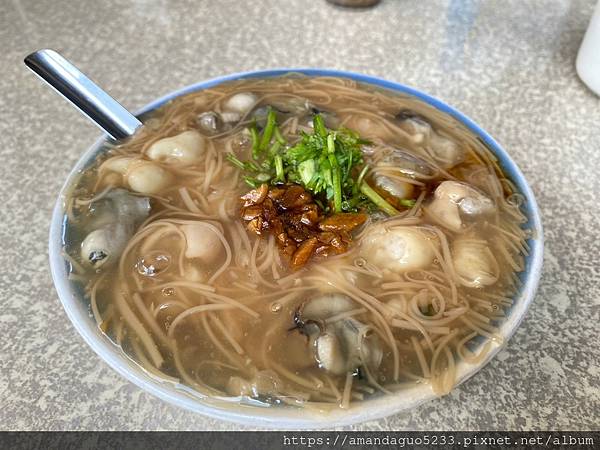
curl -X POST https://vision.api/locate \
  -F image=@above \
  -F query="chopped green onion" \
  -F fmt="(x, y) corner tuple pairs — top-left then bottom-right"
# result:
(274, 155), (284, 182)
(246, 161), (261, 172)
(357, 164), (369, 187)
(250, 126), (260, 159)
(226, 153), (246, 170)
(269, 141), (281, 157)
(326, 135), (342, 212)
(259, 109), (277, 152)
(326, 134), (335, 154)
(243, 176), (260, 188)
(359, 181), (399, 216)
(345, 149), (353, 183)
(321, 159), (333, 186)
(399, 199), (417, 208)
(274, 126), (286, 145)
(313, 114), (328, 139)
(227, 153), (261, 173)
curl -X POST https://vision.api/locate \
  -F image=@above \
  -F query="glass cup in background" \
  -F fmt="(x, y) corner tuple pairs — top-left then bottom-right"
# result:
(577, 0), (600, 95)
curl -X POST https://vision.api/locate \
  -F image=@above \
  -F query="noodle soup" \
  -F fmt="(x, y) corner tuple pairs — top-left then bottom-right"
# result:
(63, 75), (530, 410)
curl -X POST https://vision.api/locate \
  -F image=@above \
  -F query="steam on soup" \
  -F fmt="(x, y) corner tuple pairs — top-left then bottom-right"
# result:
(63, 76), (529, 410)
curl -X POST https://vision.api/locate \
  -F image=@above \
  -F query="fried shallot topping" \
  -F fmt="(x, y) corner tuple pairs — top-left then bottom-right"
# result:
(240, 184), (367, 269)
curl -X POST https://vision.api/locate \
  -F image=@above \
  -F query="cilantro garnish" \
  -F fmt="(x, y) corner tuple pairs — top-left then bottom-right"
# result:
(226, 109), (401, 215)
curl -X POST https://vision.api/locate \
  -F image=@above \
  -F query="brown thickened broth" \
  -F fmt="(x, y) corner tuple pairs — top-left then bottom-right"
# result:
(63, 76), (530, 410)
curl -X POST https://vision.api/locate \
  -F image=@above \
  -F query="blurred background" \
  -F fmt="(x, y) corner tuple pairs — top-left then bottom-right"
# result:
(1, 0), (599, 431)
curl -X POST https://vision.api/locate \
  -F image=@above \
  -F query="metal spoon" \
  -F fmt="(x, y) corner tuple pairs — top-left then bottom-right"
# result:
(24, 49), (142, 140)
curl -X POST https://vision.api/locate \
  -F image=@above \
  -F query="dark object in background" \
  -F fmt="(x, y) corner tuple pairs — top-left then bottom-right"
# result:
(326, 0), (381, 7)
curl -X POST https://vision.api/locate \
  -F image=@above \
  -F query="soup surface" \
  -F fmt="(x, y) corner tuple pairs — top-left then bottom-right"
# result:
(64, 76), (529, 410)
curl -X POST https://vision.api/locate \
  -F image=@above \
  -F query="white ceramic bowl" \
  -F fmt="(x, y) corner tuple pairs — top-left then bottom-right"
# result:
(49, 69), (544, 429)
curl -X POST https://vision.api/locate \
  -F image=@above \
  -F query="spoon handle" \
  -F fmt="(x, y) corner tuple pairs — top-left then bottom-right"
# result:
(24, 49), (142, 140)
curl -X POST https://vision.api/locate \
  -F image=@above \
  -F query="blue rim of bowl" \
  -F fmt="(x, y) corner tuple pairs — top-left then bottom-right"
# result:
(49, 68), (544, 429)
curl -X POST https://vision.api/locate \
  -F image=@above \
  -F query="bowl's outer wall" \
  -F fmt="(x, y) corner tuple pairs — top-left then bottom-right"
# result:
(49, 69), (544, 429)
